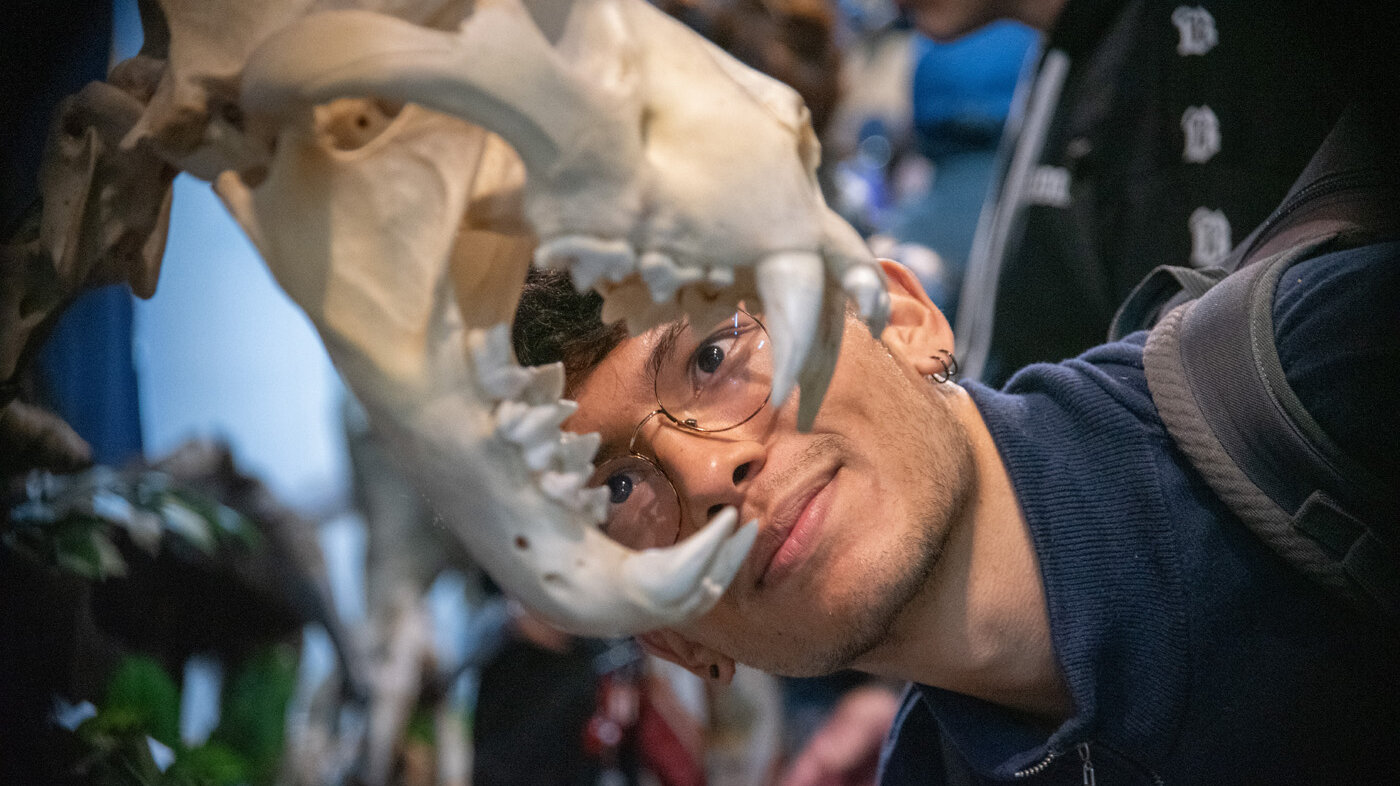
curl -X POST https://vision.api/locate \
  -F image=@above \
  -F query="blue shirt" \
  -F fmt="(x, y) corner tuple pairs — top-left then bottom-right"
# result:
(879, 241), (1400, 783)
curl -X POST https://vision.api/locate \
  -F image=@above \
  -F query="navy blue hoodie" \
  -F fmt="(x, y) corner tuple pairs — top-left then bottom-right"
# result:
(880, 242), (1400, 783)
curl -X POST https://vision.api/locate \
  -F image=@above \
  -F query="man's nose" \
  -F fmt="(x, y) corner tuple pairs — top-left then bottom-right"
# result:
(653, 427), (766, 529)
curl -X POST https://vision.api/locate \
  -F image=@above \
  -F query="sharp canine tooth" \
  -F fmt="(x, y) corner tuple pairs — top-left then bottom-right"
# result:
(624, 507), (739, 607)
(714, 518), (760, 586)
(756, 251), (824, 407)
(841, 265), (889, 335)
(796, 283), (845, 431)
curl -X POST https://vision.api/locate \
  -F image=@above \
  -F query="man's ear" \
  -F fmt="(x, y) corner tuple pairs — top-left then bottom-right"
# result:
(637, 630), (736, 685)
(877, 258), (954, 377)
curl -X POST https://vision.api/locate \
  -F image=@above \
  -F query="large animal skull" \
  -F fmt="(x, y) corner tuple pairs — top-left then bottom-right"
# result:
(208, 0), (887, 636)
(214, 97), (758, 636)
(19, 0), (888, 637)
(236, 0), (890, 422)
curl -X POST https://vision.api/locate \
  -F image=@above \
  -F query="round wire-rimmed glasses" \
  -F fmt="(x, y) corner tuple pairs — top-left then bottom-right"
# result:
(588, 309), (772, 549)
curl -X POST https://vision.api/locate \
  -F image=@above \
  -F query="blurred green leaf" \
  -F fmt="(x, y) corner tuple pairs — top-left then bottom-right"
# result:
(53, 518), (106, 579)
(211, 644), (297, 782)
(102, 656), (181, 748)
(167, 740), (249, 786)
(160, 499), (215, 553)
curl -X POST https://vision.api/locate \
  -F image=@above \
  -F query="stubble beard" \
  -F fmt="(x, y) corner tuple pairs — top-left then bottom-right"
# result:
(755, 381), (977, 678)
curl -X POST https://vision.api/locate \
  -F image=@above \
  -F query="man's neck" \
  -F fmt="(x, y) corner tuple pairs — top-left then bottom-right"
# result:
(855, 388), (1072, 723)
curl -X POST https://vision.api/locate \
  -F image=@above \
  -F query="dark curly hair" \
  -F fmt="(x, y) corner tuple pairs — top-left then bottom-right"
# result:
(510, 269), (630, 396)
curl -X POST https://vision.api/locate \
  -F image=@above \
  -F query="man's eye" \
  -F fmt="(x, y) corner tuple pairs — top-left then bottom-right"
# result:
(696, 343), (725, 374)
(690, 334), (737, 382)
(606, 473), (634, 504)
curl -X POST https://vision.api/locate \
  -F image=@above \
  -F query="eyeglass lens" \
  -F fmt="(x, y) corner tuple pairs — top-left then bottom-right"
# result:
(588, 311), (772, 550)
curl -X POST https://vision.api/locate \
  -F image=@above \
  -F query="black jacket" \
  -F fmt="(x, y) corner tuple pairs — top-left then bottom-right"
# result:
(955, 0), (1384, 386)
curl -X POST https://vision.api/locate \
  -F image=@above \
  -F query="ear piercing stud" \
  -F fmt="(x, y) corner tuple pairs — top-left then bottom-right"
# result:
(928, 349), (959, 383)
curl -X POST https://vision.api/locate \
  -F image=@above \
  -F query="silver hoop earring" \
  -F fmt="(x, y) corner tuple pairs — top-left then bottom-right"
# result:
(927, 349), (959, 384)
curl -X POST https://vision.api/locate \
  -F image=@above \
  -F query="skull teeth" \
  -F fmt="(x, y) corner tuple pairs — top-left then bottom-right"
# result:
(497, 399), (577, 450)
(469, 324), (602, 515)
(580, 485), (609, 524)
(534, 236), (636, 292)
(638, 251), (704, 302)
(521, 363), (565, 405)
(556, 432), (600, 474)
(539, 470), (587, 504)
(755, 251), (824, 407)
(841, 264), (890, 335)
(469, 325), (530, 400)
(468, 325), (566, 404)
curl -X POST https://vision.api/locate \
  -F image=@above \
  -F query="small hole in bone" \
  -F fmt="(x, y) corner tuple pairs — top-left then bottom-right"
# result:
(543, 573), (564, 586)
(515, 536), (530, 550)
(316, 98), (398, 151)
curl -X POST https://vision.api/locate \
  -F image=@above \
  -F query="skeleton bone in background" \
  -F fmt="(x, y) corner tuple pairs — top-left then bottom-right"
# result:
(0, 56), (177, 473)
(23, 0), (890, 639)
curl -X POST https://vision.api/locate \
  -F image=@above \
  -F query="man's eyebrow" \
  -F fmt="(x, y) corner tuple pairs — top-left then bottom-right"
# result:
(645, 320), (688, 385)
(588, 320), (688, 468)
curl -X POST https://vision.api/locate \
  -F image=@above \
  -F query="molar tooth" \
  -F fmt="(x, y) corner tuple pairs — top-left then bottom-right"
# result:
(520, 363), (565, 405)
(579, 486), (609, 523)
(497, 400), (577, 449)
(539, 470), (586, 504)
(755, 251), (823, 408)
(469, 326), (532, 400)
(556, 432), (601, 473)
(481, 367), (532, 401)
(534, 236), (635, 292)
(638, 252), (702, 302)
(522, 440), (559, 472)
(495, 399), (531, 437)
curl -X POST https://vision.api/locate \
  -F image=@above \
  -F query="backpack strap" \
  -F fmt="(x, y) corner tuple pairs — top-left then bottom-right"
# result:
(1144, 239), (1399, 619)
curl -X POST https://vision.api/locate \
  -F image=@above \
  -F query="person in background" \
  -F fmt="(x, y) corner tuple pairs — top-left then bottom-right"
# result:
(885, 20), (1036, 327)
(909, 0), (1384, 386)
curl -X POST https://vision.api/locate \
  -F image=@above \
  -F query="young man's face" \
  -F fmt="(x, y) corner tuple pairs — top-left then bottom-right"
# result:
(565, 267), (974, 676)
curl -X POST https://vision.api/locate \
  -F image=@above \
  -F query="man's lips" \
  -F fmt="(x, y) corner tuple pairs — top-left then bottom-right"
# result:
(752, 469), (839, 587)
